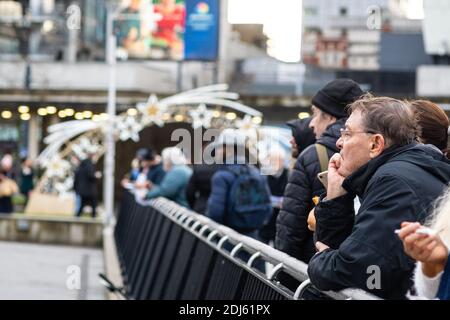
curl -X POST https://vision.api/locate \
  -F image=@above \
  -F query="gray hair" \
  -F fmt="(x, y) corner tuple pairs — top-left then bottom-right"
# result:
(349, 94), (418, 147)
(161, 147), (187, 167)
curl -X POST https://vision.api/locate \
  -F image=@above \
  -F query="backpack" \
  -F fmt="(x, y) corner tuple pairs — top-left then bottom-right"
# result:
(225, 165), (272, 230)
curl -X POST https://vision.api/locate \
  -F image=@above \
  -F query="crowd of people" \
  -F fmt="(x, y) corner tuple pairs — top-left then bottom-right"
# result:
(2, 77), (450, 299)
(0, 150), (101, 218)
(123, 78), (450, 300)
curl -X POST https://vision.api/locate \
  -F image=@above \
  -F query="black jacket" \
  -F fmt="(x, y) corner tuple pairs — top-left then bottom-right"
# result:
(74, 159), (97, 198)
(275, 118), (345, 262)
(308, 144), (450, 299)
(186, 163), (222, 214)
(146, 163), (166, 185)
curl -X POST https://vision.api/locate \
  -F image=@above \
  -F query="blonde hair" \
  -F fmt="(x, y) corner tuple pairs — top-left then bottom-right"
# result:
(426, 186), (450, 247)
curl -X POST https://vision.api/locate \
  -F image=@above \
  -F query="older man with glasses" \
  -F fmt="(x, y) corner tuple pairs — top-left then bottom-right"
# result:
(307, 95), (450, 299)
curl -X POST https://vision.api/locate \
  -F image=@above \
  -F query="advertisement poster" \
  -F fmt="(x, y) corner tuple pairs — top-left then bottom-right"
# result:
(184, 0), (219, 61)
(114, 0), (218, 61)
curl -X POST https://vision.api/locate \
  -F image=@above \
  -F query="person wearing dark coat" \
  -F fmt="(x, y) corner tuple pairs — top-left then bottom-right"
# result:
(136, 149), (166, 185)
(276, 78), (364, 263)
(186, 163), (222, 214)
(74, 156), (98, 218)
(19, 158), (34, 205)
(0, 154), (17, 214)
(286, 117), (316, 159)
(205, 130), (272, 239)
(0, 171), (14, 213)
(308, 96), (450, 300)
(259, 164), (289, 244)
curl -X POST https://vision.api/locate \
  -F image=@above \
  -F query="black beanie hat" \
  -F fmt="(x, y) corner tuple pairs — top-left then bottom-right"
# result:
(312, 79), (364, 119)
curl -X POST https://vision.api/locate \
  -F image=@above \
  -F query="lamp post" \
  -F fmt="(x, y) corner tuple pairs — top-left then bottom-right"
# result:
(104, 0), (120, 225)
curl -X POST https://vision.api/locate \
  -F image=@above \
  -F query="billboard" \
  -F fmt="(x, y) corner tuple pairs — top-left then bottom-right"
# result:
(184, 0), (220, 60)
(114, 0), (219, 61)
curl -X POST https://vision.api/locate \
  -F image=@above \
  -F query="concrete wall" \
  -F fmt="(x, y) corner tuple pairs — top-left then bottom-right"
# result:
(0, 61), (216, 94)
(0, 214), (103, 247)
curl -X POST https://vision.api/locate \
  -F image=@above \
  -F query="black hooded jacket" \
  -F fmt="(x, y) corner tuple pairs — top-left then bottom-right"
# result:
(308, 143), (450, 299)
(275, 118), (346, 262)
(74, 158), (97, 198)
(286, 117), (316, 153)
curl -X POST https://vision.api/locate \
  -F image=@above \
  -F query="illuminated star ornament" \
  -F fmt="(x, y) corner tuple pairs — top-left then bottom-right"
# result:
(36, 84), (264, 197)
(136, 94), (166, 127)
(235, 114), (259, 141)
(54, 176), (75, 199)
(189, 104), (214, 129)
(72, 137), (100, 160)
(116, 115), (143, 142)
(43, 156), (71, 179)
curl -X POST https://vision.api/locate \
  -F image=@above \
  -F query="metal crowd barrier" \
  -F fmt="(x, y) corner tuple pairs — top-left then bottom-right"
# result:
(113, 191), (379, 300)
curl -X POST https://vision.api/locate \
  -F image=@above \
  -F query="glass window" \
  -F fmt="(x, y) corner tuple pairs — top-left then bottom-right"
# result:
(304, 7), (318, 16)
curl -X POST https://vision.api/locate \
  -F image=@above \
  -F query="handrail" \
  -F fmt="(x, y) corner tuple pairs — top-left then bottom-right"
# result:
(145, 197), (380, 301)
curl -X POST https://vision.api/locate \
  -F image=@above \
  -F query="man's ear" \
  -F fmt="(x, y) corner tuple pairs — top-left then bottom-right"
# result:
(369, 134), (385, 159)
(328, 114), (337, 122)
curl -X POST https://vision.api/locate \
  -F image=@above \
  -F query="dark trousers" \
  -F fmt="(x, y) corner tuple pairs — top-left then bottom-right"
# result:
(76, 196), (97, 218)
(0, 196), (13, 214)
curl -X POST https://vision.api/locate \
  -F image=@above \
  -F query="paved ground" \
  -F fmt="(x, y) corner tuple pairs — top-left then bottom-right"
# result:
(0, 241), (106, 300)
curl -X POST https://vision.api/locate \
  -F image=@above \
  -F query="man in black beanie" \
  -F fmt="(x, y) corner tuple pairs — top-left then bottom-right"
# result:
(276, 79), (364, 277)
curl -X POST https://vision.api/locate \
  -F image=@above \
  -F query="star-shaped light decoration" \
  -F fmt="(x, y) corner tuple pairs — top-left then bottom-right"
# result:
(235, 115), (259, 141)
(136, 94), (166, 127)
(54, 176), (75, 199)
(44, 156), (71, 179)
(188, 103), (214, 129)
(72, 137), (101, 160)
(115, 115), (143, 142)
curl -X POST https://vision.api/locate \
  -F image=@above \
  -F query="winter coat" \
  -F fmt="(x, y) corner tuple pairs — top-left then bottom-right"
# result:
(146, 164), (192, 208)
(74, 159), (97, 198)
(146, 163), (166, 185)
(186, 163), (222, 214)
(308, 143), (450, 299)
(206, 163), (271, 233)
(437, 256), (450, 300)
(259, 168), (289, 243)
(275, 118), (346, 262)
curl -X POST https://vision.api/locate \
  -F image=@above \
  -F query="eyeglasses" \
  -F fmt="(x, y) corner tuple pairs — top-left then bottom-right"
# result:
(339, 128), (377, 140)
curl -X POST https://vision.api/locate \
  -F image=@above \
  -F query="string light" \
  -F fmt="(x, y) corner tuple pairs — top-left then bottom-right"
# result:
(58, 110), (66, 118)
(37, 108), (47, 116)
(225, 112), (237, 120)
(174, 114), (184, 122)
(82, 111), (93, 118)
(252, 116), (263, 125)
(127, 108), (138, 116)
(20, 113), (31, 121)
(74, 112), (84, 120)
(64, 108), (75, 116)
(1, 111), (12, 119)
(298, 112), (310, 119)
(46, 106), (57, 114)
(18, 106), (29, 113)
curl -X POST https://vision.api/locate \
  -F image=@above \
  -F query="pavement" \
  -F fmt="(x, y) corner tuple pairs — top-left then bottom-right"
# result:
(0, 241), (106, 300)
